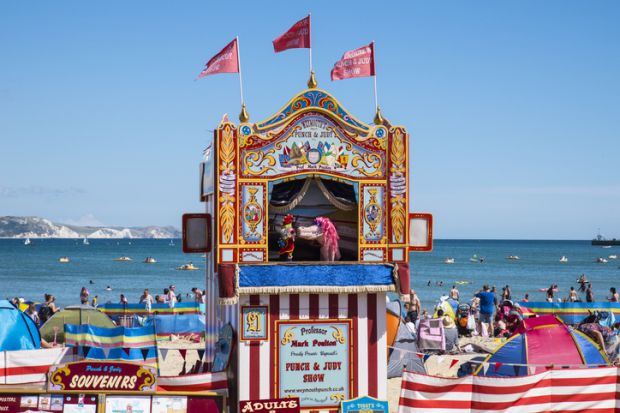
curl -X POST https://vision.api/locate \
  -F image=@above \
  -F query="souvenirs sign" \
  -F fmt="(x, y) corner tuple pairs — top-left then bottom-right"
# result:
(340, 396), (388, 413)
(48, 361), (156, 393)
(275, 320), (352, 408)
(239, 398), (300, 413)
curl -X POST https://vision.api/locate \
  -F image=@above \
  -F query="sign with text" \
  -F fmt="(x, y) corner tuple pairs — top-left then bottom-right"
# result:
(239, 398), (300, 413)
(240, 305), (269, 341)
(48, 361), (156, 393)
(341, 396), (388, 413)
(275, 320), (352, 408)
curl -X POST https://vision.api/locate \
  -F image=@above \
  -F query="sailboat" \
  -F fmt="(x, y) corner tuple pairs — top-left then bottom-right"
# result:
(24, 238), (31, 246)
(169, 239), (175, 246)
(83, 238), (90, 245)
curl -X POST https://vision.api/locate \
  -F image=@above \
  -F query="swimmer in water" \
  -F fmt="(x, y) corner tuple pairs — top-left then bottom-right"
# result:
(105, 286), (112, 291)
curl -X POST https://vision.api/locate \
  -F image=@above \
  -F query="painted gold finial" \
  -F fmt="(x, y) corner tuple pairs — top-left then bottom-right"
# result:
(307, 71), (317, 89)
(239, 104), (250, 123)
(374, 107), (384, 125)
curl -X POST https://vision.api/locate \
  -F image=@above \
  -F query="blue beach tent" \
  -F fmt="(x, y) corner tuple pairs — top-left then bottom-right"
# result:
(0, 300), (41, 351)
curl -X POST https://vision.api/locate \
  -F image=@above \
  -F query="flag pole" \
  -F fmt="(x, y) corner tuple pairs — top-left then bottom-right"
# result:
(307, 14), (317, 88)
(308, 13), (313, 73)
(373, 41), (378, 112)
(237, 36), (249, 121)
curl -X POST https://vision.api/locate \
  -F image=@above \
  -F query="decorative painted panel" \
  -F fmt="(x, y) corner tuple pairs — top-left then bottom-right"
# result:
(360, 184), (385, 243)
(240, 183), (266, 244)
(217, 123), (238, 246)
(388, 127), (407, 245)
(255, 89), (370, 133)
(240, 113), (385, 180)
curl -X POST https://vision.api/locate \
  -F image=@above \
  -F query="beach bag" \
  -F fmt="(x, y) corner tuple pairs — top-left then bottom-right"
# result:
(467, 314), (476, 331)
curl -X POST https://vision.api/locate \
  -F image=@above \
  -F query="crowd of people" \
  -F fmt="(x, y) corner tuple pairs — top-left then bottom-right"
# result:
(9, 285), (207, 328)
(402, 278), (620, 360)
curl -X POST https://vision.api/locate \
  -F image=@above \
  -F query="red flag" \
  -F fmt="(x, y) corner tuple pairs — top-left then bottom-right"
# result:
(273, 15), (311, 52)
(197, 39), (239, 80)
(330, 42), (375, 81)
(449, 359), (459, 369)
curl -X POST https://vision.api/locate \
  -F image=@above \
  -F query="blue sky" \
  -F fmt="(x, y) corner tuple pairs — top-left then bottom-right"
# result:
(1, 1), (618, 239)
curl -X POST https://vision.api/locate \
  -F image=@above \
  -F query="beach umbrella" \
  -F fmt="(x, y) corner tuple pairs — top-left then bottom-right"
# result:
(475, 315), (608, 376)
(433, 297), (458, 320)
(39, 305), (115, 343)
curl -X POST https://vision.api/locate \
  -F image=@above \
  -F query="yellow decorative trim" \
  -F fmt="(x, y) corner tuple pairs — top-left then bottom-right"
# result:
(390, 129), (406, 243)
(219, 125), (236, 244)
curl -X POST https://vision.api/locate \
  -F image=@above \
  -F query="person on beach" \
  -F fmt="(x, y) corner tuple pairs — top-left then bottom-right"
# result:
(10, 297), (20, 308)
(546, 284), (556, 302)
(449, 285), (460, 301)
(491, 286), (499, 308)
(139, 289), (154, 311)
(80, 287), (89, 305)
(569, 286), (578, 302)
(475, 285), (495, 337)
(523, 293), (529, 302)
(578, 274), (588, 292)
(119, 294), (128, 304)
(167, 285), (178, 307)
(609, 287), (619, 302)
(409, 289), (421, 322)
(404, 315), (416, 335)
(39, 294), (59, 325)
(502, 285), (512, 301)
(586, 283), (594, 302)
(91, 295), (98, 307)
(155, 294), (165, 304)
(26, 303), (40, 325)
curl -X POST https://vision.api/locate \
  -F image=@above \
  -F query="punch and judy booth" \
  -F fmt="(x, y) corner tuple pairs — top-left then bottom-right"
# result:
(198, 86), (430, 412)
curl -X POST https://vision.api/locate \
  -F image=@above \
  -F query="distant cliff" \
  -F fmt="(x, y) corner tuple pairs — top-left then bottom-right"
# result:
(0, 216), (180, 239)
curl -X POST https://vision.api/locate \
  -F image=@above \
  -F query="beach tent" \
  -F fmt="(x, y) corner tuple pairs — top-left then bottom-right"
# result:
(39, 305), (115, 343)
(475, 315), (608, 377)
(0, 300), (41, 351)
(385, 300), (426, 377)
(433, 297), (458, 320)
(387, 318), (426, 378)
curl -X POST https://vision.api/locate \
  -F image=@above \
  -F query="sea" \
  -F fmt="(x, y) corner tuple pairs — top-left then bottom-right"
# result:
(0, 239), (618, 309)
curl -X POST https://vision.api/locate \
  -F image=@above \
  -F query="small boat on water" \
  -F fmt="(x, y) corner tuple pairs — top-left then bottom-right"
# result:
(177, 263), (198, 271)
(506, 255), (520, 260)
(59, 257), (70, 263)
(444, 257), (455, 264)
(559, 256), (569, 263)
(83, 238), (90, 245)
(609, 255), (618, 260)
(114, 256), (132, 262)
(169, 240), (175, 246)
(24, 238), (31, 246)
(143, 257), (157, 263)
(595, 257), (608, 263)
(470, 254), (485, 263)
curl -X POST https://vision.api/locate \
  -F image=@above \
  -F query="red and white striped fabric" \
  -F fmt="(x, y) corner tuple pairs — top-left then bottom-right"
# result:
(157, 371), (228, 394)
(0, 348), (73, 386)
(233, 293), (387, 413)
(399, 368), (620, 413)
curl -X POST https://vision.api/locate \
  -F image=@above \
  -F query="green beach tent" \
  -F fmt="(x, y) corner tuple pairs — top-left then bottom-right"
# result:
(39, 305), (115, 343)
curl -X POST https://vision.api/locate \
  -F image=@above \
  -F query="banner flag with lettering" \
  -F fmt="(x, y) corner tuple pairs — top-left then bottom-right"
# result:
(330, 42), (375, 81)
(273, 15), (311, 52)
(196, 38), (239, 80)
